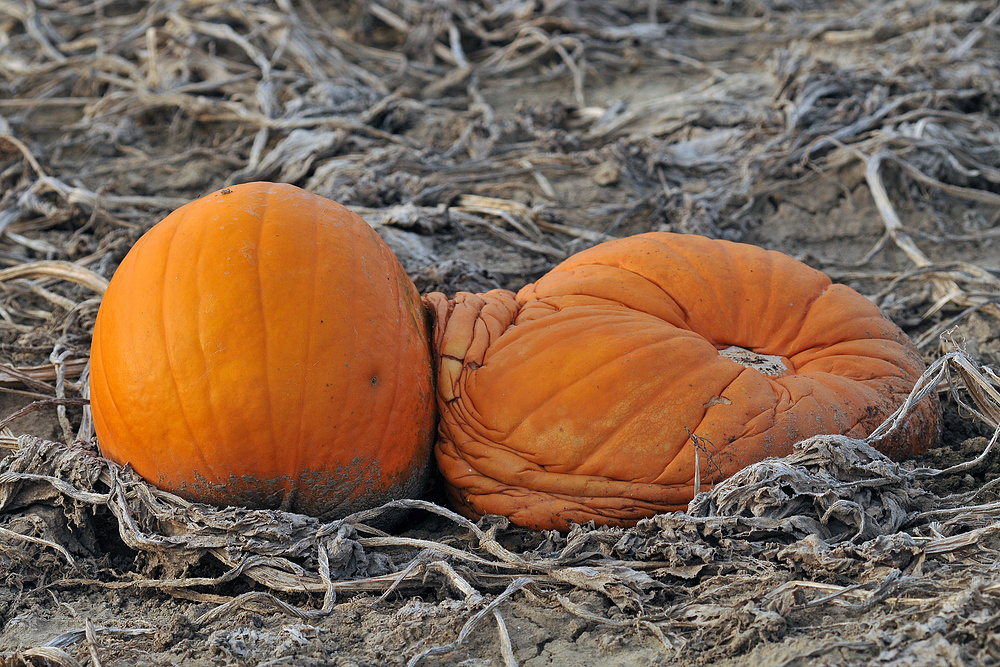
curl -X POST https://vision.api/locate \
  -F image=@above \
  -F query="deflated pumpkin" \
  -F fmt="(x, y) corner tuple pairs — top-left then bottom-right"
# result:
(90, 182), (436, 517)
(425, 232), (939, 530)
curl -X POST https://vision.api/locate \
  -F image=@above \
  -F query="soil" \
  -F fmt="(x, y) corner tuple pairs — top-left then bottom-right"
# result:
(2, 1), (1000, 666)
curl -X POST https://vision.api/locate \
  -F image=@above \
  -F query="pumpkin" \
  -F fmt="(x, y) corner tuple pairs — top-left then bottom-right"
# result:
(90, 182), (436, 517)
(425, 232), (939, 530)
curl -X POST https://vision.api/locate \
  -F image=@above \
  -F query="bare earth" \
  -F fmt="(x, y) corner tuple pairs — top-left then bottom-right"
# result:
(2, 1), (1000, 666)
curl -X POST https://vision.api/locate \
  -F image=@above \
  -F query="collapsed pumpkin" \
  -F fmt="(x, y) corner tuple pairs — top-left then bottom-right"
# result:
(425, 232), (940, 530)
(89, 182), (436, 517)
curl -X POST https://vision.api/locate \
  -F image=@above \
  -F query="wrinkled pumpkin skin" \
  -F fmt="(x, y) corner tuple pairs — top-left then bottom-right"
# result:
(90, 182), (436, 518)
(426, 232), (940, 530)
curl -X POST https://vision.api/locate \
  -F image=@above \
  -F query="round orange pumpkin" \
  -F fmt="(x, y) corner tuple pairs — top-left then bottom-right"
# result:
(425, 232), (939, 530)
(90, 182), (436, 517)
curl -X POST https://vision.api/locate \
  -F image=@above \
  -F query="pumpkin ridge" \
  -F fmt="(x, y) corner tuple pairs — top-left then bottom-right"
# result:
(373, 245), (406, 463)
(648, 234), (831, 350)
(535, 263), (692, 327)
(790, 340), (904, 372)
(641, 234), (732, 337)
(748, 248), (787, 349)
(783, 284), (831, 351)
(795, 352), (909, 384)
(98, 249), (150, 455)
(781, 286), (894, 358)
(741, 245), (824, 350)
(581, 371), (731, 485)
(497, 319), (690, 446)
(335, 225), (363, 447)
(452, 457), (692, 503)
(254, 189), (282, 489)
(670, 357), (801, 484)
(429, 290), (518, 402)
(193, 205), (231, 477)
(608, 264), (692, 325)
(160, 211), (219, 485)
(515, 332), (741, 481)
(778, 374), (875, 439)
(89, 317), (138, 455)
(802, 371), (907, 431)
(684, 367), (779, 452)
(289, 197), (321, 487)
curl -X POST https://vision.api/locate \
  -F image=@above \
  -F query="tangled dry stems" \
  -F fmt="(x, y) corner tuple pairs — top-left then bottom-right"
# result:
(2, 0), (1000, 664)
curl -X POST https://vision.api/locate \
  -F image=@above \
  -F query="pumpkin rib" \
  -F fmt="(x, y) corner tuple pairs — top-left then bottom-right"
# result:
(375, 247), (408, 462)
(782, 285), (902, 357)
(775, 288), (829, 355)
(633, 234), (744, 344)
(443, 387), (717, 496)
(645, 359), (768, 485)
(684, 372), (849, 486)
(91, 257), (143, 456)
(636, 234), (831, 350)
(525, 263), (691, 330)
(159, 214), (220, 486)
(193, 204), (243, 487)
(452, 487), (666, 531)
(95, 239), (147, 473)
(192, 209), (239, 488)
(690, 364), (789, 434)
(750, 246), (779, 341)
(342, 227), (367, 450)
(749, 246), (810, 350)
(191, 208), (228, 481)
(444, 445), (688, 501)
(499, 316), (687, 447)
(444, 440), (722, 517)
(641, 234), (731, 333)
(254, 191), (282, 484)
(88, 320), (136, 458)
(287, 199), (318, 487)
(329, 243), (353, 455)
(535, 330), (740, 482)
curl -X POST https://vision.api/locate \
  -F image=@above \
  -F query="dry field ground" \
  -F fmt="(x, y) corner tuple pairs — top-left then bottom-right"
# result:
(2, 1), (1000, 665)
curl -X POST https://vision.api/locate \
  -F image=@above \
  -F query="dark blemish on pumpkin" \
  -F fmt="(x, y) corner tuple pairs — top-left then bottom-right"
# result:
(371, 376), (378, 386)
(220, 188), (232, 195)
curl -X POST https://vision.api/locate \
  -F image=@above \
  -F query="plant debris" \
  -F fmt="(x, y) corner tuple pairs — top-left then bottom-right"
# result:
(1, 0), (1000, 664)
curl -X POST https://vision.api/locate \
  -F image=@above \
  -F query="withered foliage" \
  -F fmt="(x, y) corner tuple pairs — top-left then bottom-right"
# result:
(1, 0), (1000, 665)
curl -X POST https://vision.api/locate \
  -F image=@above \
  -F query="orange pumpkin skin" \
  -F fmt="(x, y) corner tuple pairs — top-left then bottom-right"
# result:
(426, 232), (939, 530)
(90, 182), (436, 517)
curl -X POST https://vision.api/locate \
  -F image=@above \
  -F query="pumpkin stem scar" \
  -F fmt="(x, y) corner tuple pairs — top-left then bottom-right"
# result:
(703, 395), (732, 408)
(718, 345), (788, 376)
